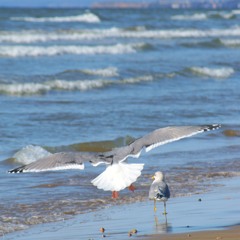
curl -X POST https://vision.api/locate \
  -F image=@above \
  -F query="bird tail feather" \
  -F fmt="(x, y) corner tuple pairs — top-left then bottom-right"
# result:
(91, 162), (144, 192)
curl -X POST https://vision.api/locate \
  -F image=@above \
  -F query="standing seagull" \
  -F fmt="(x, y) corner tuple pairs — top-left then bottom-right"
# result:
(149, 171), (170, 215)
(8, 125), (220, 198)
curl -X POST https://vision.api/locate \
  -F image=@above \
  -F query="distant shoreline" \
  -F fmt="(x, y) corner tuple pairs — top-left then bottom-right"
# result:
(1, 1), (240, 10)
(92, 0), (239, 10)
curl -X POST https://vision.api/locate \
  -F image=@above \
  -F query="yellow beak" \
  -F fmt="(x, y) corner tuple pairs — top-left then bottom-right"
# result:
(151, 175), (155, 180)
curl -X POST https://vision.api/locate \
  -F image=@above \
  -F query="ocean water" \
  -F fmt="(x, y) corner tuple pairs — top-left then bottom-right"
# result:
(0, 8), (240, 236)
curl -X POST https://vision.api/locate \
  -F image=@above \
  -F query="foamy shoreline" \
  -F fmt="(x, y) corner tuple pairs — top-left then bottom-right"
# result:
(4, 177), (240, 240)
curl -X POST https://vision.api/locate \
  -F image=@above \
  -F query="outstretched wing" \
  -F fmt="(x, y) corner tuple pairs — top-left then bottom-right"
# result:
(110, 124), (221, 162)
(8, 152), (109, 173)
(8, 124), (221, 173)
(137, 124), (220, 152)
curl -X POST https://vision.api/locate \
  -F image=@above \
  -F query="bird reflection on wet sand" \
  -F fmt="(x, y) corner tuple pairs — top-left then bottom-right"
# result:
(154, 215), (172, 234)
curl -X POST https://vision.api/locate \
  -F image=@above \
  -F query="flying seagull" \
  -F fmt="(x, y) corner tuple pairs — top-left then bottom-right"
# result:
(149, 171), (170, 215)
(8, 124), (220, 198)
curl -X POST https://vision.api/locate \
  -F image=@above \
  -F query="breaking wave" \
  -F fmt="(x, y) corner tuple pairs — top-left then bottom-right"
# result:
(172, 12), (235, 21)
(232, 9), (240, 15)
(189, 67), (234, 78)
(181, 38), (240, 48)
(0, 64), (235, 95)
(10, 135), (135, 165)
(0, 79), (112, 95)
(0, 64), (234, 95)
(0, 75), (154, 95)
(0, 43), (144, 57)
(122, 75), (153, 84)
(209, 12), (235, 19)
(219, 39), (240, 47)
(11, 12), (100, 23)
(13, 145), (52, 165)
(172, 13), (208, 20)
(80, 67), (119, 77)
(1, 27), (240, 44)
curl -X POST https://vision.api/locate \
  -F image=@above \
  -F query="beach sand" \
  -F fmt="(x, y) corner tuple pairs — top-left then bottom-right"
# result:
(5, 177), (240, 240)
(144, 226), (240, 240)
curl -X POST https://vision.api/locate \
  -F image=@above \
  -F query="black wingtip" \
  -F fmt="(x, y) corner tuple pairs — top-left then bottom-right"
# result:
(204, 124), (221, 132)
(8, 166), (26, 174)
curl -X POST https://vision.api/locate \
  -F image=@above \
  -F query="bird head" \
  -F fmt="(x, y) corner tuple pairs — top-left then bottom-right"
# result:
(152, 171), (165, 181)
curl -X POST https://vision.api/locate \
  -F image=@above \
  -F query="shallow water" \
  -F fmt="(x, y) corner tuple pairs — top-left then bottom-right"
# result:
(4, 177), (240, 240)
(0, 7), (240, 235)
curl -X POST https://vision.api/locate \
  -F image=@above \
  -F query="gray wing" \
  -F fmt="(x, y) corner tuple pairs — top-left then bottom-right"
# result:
(8, 152), (111, 173)
(9, 124), (221, 173)
(149, 181), (170, 200)
(108, 124), (220, 163)
(157, 182), (170, 199)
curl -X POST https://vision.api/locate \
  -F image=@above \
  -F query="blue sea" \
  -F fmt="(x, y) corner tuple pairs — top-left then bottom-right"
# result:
(0, 8), (240, 236)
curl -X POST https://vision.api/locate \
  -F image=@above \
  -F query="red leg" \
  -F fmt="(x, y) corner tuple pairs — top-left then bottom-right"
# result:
(112, 191), (119, 199)
(128, 184), (136, 192)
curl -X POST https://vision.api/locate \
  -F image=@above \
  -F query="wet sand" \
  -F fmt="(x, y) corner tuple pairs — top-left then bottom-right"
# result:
(5, 177), (240, 240)
(144, 225), (240, 240)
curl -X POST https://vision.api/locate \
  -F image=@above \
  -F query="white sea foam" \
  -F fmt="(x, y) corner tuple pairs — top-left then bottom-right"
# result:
(0, 30), (57, 43)
(122, 75), (153, 84)
(81, 67), (119, 77)
(209, 11), (236, 19)
(0, 43), (142, 57)
(0, 74), (155, 95)
(172, 12), (235, 20)
(148, 28), (240, 39)
(13, 145), (52, 164)
(190, 67), (234, 78)
(0, 79), (112, 95)
(172, 13), (208, 20)
(232, 10), (240, 15)
(220, 39), (240, 47)
(216, 13), (235, 19)
(0, 29), (115, 43)
(2, 27), (240, 44)
(0, 82), (51, 95)
(47, 79), (113, 91)
(11, 12), (100, 23)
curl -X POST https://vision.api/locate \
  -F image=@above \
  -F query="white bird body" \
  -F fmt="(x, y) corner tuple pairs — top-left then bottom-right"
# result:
(8, 124), (220, 198)
(91, 162), (144, 191)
